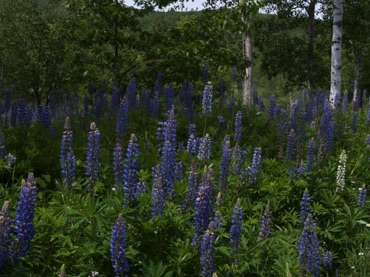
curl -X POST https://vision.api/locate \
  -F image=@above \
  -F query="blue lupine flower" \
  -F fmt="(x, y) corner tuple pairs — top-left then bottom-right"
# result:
(306, 137), (316, 172)
(141, 91), (151, 111)
(351, 112), (358, 133)
(257, 96), (265, 111)
(241, 147), (262, 185)
(113, 139), (124, 191)
(193, 167), (215, 245)
(230, 198), (243, 253)
(357, 185), (367, 207)
(231, 144), (247, 175)
(5, 153), (16, 167)
(187, 134), (198, 156)
(152, 165), (164, 216)
(214, 211), (223, 229)
(320, 99), (335, 153)
(154, 73), (163, 94)
(218, 136), (231, 195)
(164, 86), (175, 111)
(300, 188), (311, 224)
(161, 141), (176, 199)
(286, 129), (295, 161)
(110, 214), (129, 277)
(258, 203), (271, 238)
(17, 99), (28, 127)
(123, 134), (139, 204)
(322, 251), (333, 271)
(0, 201), (12, 269)
(234, 111), (242, 144)
(198, 134), (211, 161)
(11, 173), (38, 263)
(86, 122), (101, 193)
(184, 162), (199, 210)
(116, 96), (129, 137)
(61, 117), (76, 187)
(127, 77), (137, 108)
(269, 95), (279, 119)
(202, 84), (213, 115)
(217, 115), (225, 126)
(296, 213), (321, 277)
(175, 161), (184, 181)
(200, 221), (215, 277)
(10, 103), (18, 127)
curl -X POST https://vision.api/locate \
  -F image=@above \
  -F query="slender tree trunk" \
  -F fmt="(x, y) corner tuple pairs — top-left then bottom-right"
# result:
(243, 30), (253, 107)
(307, 0), (317, 94)
(330, 0), (344, 108)
(351, 42), (361, 108)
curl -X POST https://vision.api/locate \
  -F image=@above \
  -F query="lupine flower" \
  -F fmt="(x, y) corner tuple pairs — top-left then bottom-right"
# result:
(198, 134), (211, 161)
(230, 198), (243, 253)
(365, 134), (370, 146)
(188, 123), (196, 137)
(184, 162), (199, 210)
(11, 173), (38, 263)
(231, 144), (247, 175)
(116, 96), (129, 136)
(10, 103), (18, 126)
(86, 122), (101, 193)
(217, 115), (225, 126)
(336, 150), (347, 192)
(258, 203), (271, 238)
(175, 161), (184, 181)
(123, 134), (139, 204)
(0, 201), (12, 269)
(322, 251), (333, 271)
(351, 112), (358, 133)
(286, 129), (295, 161)
(218, 136), (231, 195)
(91, 271), (99, 277)
(306, 137), (316, 172)
(152, 165), (164, 216)
(164, 86), (175, 111)
(202, 84), (213, 115)
(214, 211), (223, 229)
(193, 167), (215, 245)
(241, 147), (262, 185)
(61, 117), (75, 188)
(269, 95), (280, 119)
(5, 153), (16, 167)
(357, 185), (367, 207)
(113, 139), (124, 190)
(296, 213), (321, 277)
(161, 140), (176, 199)
(234, 111), (242, 144)
(110, 214), (129, 277)
(200, 221), (215, 277)
(320, 99), (335, 153)
(300, 188), (311, 224)
(177, 141), (184, 153)
(187, 134), (198, 156)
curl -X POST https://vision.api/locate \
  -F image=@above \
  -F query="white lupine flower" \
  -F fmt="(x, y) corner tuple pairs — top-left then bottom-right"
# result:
(336, 150), (347, 192)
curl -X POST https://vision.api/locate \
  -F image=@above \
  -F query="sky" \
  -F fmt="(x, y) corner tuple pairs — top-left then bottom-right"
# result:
(125, 0), (205, 11)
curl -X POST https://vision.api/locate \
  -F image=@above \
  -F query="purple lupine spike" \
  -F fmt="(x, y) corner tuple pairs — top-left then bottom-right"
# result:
(174, 161), (184, 181)
(163, 108), (177, 149)
(218, 136), (231, 195)
(86, 122), (101, 193)
(0, 201), (12, 269)
(127, 77), (137, 108)
(187, 134), (198, 156)
(269, 95), (278, 119)
(152, 165), (164, 216)
(61, 117), (76, 188)
(296, 213), (321, 277)
(202, 84), (213, 115)
(286, 129), (295, 161)
(300, 188), (311, 224)
(110, 214), (129, 277)
(136, 179), (146, 195)
(161, 141), (176, 199)
(258, 202), (271, 238)
(10, 103), (18, 127)
(198, 134), (211, 161)
(177, 141), (184, 153)
(357, 185), (367, 207)
(113, 139), (124, 191)
(123, 134), (139, 204)
(230, 198), (243, 253)
(5, 153), (16, 167)
(200, 221), (215, 277)
(213, 210), (223, 229)
(231, 144), (247, 175)
(17, 99), (28, 127)
(11, 173), (38, 263)
(320, 99), (335, 153)
(306, 137), (316, 172)
(164, 86), (175, 111)
(252, 86), (258, 106)
(116, 96), (129, 137)
(217, 115), (225, 126)
(188, 123), (196, 137)
(234, 111), (242, 144)
(351, 112), (358, 133)
(322, 251), (333, 271)
(141, 91), (151, 111)
(241, 147), (262, 185)
(193, 167), (215, 245)
(184, 162), (199, 210)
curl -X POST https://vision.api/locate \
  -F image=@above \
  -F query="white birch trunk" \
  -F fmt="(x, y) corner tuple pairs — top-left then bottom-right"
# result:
(330, 0), (344, 108)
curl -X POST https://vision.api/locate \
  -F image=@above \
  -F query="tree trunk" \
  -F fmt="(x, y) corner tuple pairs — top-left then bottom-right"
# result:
(330, 0), (344, 108)
(307, 0), (317, 94)
(351, 42), (361, 108)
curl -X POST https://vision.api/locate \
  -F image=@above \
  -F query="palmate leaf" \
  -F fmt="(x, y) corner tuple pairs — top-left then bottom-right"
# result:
(141, 261), (173, 277)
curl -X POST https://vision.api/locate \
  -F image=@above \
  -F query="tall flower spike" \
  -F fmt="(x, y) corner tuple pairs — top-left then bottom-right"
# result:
(0, 201), (12, 269)
(231, 144), (247, 175)
(336, 150), (347, 192)
(230, 198), (243, 253)
(258, 202), (271, 238)
(86, 122), (101, 193)
(116, 96), (129, 137)
(322, 251), (333, 271)
(202, 84), (213, 115)
(198, 134), (211, 161)
(218, 136), (231, 196)
(300, 188), (311, 224)
(357, 185), (367, 207)
(123, 134), (139, 205)
(187, 134), (198, 156)
(234, 111), (242, 144)
(306, 137), (316, 172)
(200, 221), (215, 277)
(152, 165), (165, 217)
(11, 173), (38, 263)
(296, 213), (321, 277)
(110, 214), (129, 277)
(286, 129), (295, 161)
(113, 139), (124, 191)
(184, 162), (199, 210)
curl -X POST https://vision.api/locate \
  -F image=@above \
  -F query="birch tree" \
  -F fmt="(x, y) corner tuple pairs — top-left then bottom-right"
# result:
(330, 0), (344, 107)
